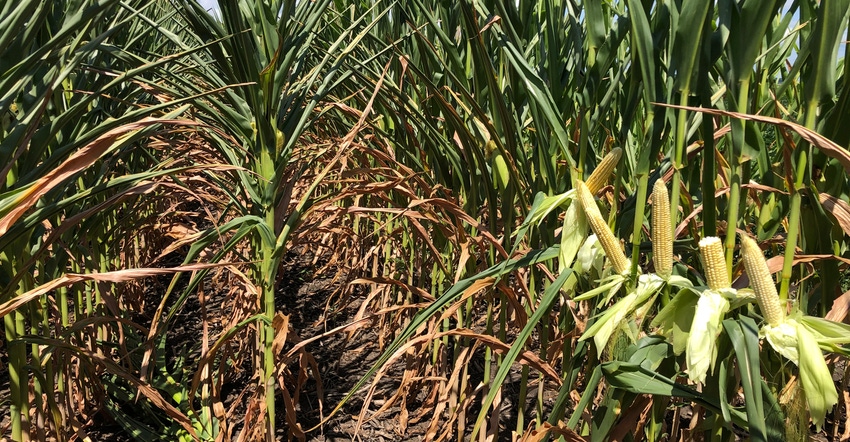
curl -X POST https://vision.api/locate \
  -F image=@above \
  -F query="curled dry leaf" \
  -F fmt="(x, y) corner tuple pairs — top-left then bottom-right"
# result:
(352, 276), (435, 301)
(819, 193), (850, 238)
(519, 422), (586, 442)
(826, 289), (850, 323)
(0, 118), (199, 237)
(764, 254), (850, 275)
(0, 262), (242, 319)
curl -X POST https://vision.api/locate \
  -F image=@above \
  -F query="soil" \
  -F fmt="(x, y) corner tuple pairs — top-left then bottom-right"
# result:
(72, 250), (444, 442)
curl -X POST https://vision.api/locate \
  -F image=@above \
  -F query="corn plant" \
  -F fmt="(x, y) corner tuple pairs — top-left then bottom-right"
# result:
(0, 1), (219, 440)
(332, 0), (850, 440)
(2, 0), (850, 440)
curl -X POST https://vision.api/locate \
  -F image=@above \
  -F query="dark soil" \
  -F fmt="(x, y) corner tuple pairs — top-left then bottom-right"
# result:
(77, 249), (446, 442)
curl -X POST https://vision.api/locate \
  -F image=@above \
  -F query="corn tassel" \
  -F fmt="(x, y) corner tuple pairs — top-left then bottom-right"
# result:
(699, 237), (729, 290)
(576, 180), (630, 275)
(651, 179), (672, 279)
(586, 147), (622, 194)
(740, 235), (784, 327)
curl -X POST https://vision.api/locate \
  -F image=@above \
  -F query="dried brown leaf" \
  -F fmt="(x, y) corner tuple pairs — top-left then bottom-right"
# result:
(348, 328), (562, 439)
(351, 277), (435, 302)
(764, 254), (850, 275)
(519, 422), (586, 442)
(0, 119), (198, 237)
(609, 395), (653, 441)
(0, 262), (241, 319)
(819, 193), (850, 237)
(826, 289), (850, 323)
(272, 313), (290, 355)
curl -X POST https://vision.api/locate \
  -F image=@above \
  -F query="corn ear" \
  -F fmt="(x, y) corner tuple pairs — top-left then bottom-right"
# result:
(576, 180), (630, 275)
(740, 235), (784, 327)
(651, 179), (672, 279)
(275, 129), (285, 155)
(586, 147), (622, 194)
(487, 140), (510, 191)
(699, 237), (729, 290)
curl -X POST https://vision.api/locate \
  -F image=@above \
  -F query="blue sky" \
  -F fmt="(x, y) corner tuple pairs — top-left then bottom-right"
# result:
(198, 0), (218, 13)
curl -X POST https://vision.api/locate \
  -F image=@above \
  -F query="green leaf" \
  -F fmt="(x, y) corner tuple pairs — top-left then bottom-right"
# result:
(602, 361), (749, 429)
(803, 0), (850, 106)
(567, 365), (604, 430)
(723, 316), (767, 442)
(671, 0), (711, 92)
(625, 335), (674, 372)
(627, 0), (656, 105)
(727, 0), (783, 84)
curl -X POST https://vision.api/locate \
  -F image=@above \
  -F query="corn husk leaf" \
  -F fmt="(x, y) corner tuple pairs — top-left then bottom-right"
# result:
(762, 320), (800, 363)
(576, 234), (604, 275)
(652, 287), (699, 355)
(572, 274), (624, 301)
(730, 288), (757, 309)
(520, 190), (576, 229)
(667, 274), (694, 289)
(491, 152), (510, 191)
(581, 291), (640, 355)
(581, 274), (665, 354)
(559, 200), (588, 272)
(511, 191), (575, 255)
(686, 290), (730, 383)
(799, 315), (850, 346)
(797, 324), (838, 432)
(632, 275), (667, 321)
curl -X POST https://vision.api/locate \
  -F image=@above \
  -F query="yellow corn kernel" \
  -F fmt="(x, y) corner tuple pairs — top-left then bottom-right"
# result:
(586, 147), (623, 194)
(576, 180), (630, 275)
(699, 237), (729, 290)
(740, 235), (784, 326)
(651, 180), (672, 279)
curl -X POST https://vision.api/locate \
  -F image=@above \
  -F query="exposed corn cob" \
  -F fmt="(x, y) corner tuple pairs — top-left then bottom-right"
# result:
(699, 237), (729, 290)
(651, 179), (672, 279)
(586, 147), (623, 194)
(740, 235), (784, 326)
(576, 180), (630, 275)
